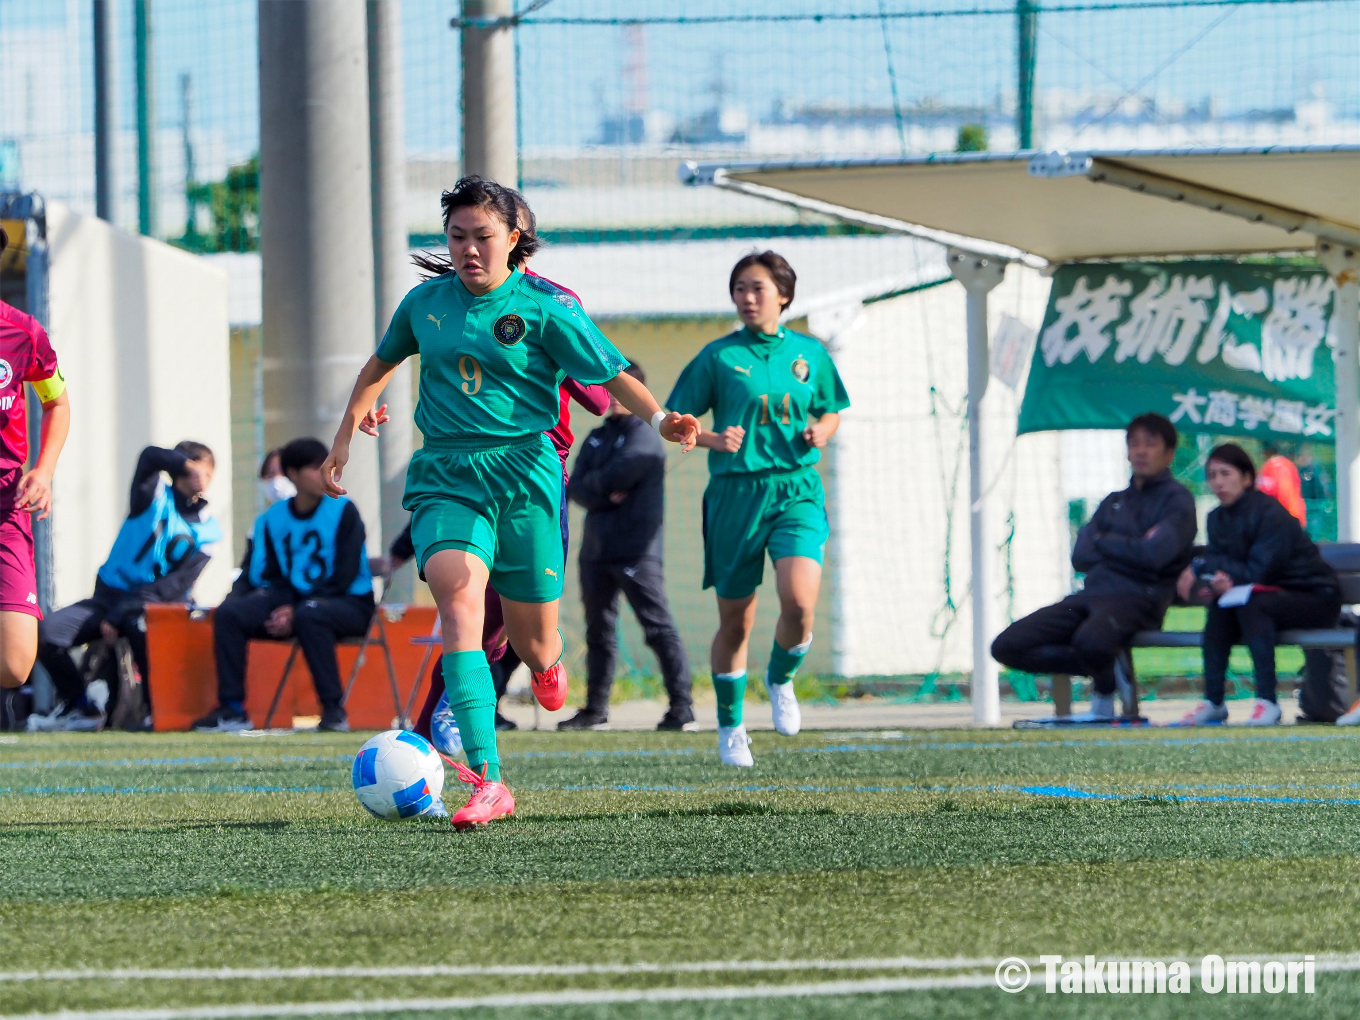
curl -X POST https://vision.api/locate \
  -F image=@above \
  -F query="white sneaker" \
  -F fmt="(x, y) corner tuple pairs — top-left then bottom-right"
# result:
(1173, 699), (1229, 727)
(1088, 692), (1116, 720)
(764, 674), (801, 736)
(718, 724), (754, 767)
(1243, 698), (1282, 726)
(1337, 699), (1360, 726)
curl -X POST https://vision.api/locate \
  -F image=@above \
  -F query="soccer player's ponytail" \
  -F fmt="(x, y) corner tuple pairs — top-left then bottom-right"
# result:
(410, 176), (542, 280)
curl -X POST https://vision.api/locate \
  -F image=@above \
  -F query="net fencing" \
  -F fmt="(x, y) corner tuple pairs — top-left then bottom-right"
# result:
(1, 0), (1354, 698)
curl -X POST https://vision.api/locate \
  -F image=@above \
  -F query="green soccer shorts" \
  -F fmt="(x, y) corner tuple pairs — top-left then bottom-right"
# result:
(404, 433), (565, 603)
(701, 466), (829, 600)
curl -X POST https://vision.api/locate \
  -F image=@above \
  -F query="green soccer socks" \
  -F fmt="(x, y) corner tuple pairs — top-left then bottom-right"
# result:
(442, 649), (501, 782)
(766, 634), (812, 686)
(713, 671), (747, 728)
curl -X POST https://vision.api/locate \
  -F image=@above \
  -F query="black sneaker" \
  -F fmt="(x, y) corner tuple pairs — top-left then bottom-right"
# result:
(557, 709), (609, 731)
(318, 706), (350, 732)
(657, 706), (697, 731)
(0, 687), (31, 732)
(192, 705), (250, 733)
(493, 711), (518, 731)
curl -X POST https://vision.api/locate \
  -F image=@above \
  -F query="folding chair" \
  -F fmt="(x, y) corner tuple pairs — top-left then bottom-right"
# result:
(401, 615), (443, 728)
(261, 598), (404, 730)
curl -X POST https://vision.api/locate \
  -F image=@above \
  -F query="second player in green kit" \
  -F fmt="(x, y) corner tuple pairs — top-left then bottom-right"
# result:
(323, 177), (699, 828)
(668, 251), (849, 766)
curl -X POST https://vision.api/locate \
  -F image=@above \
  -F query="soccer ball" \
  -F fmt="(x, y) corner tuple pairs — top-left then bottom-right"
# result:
(430, 692), (464, 757)
(351, 730), (445, 820)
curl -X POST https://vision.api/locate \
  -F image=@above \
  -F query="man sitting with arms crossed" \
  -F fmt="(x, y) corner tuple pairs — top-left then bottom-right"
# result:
(194, 438), (374, 733)
(991, 413), (1197, 720)
(33, 442), (219, 730)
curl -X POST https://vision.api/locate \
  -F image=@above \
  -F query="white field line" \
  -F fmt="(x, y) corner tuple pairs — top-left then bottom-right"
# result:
(0, 975), (998, 1020)
(0, 957), (995, 983)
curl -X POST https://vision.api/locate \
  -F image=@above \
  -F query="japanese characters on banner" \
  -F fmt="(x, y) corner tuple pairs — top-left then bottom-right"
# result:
(1016, 261), (1338, 442)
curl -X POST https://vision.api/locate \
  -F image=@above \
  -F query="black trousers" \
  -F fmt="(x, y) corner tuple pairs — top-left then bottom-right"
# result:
(580, 557), (691, 715)
(38, 593), (148, 707)
(213, 589), (374, 710)
(1203, 588), (1341, 704)
(991, 589), (1163, 695)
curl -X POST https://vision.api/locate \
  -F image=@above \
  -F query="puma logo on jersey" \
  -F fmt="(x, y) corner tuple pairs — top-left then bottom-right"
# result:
(427, 313), (447, 330)
(544, 567), (558, 579)
(733, 365), (752, 376)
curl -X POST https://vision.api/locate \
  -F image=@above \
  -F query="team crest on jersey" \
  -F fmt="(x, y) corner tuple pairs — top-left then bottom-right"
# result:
(790, 356), (810, 383)
(0, 359), (11, 388)
(493, 313), (527, 346)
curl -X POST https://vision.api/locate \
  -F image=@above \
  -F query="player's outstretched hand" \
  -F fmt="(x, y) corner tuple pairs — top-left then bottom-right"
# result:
(358, 403), (390, 438)
(659, 412), (702, 452)
(802, 421), (833, 448)
(321, 445), (349, 497)
(15, 469), (53, 520)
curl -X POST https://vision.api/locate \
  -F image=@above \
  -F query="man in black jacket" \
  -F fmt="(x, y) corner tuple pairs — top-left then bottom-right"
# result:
(991, 414), (1197, 719)
(32, 443), (220, 730)
(563, 362), (693, 730)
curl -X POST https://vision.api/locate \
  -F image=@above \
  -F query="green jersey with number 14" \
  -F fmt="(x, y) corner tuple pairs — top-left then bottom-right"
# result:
(666, 325), (850, 477)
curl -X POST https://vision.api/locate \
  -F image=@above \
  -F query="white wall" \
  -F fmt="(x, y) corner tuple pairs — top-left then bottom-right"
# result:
(824, 266), (1070, 676)
(45, 202), (234, 608)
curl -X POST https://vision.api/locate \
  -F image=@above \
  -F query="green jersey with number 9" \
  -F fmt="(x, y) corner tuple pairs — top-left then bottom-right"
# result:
(376, 268), (628, 443)
(666, 325), (850, 476)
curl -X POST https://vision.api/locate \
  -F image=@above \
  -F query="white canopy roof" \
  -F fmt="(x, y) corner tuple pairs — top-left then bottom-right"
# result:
(683, 145), (1360, 263)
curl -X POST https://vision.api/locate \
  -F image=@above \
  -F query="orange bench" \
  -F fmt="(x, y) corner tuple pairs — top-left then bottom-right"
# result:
(144, 603), (441, 731)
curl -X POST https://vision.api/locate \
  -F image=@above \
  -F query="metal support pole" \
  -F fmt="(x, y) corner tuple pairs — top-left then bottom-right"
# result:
(93, 0), (117, 222)
(368, 0), (414, 594)
(259, 0), (381, 549)
(1016, 0), (1037, 150)
(461, 0), (518, 184)
(25, 216), (54, 615)
(1319, 241), (1360, 542)
(135, 0), (157, 237)
(949, 248), (1007, 726)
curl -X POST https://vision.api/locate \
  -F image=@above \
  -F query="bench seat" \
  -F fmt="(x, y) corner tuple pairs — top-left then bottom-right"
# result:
(1130, 629), (1354, 650)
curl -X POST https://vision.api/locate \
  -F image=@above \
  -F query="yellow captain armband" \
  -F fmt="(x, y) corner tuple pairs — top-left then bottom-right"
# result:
(31, 368), (66, 404)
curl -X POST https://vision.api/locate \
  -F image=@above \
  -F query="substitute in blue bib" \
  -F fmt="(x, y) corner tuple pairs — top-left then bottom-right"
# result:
(667, 251), (849, 768)
(34, 443), (220, 731)
(194, 438), (376, 734)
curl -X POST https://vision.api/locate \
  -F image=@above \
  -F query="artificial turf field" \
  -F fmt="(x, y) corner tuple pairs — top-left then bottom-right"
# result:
(6, 725), (1360, 1018)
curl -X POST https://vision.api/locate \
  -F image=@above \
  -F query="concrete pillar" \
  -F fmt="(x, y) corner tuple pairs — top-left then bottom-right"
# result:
(93, 0), (117, 222)
(1319, 241), (1360, 542)
(461, 0), (518, 185)
(259, 0), (380, 550)
(368, 0), (414, 589)
(949, 248), (1007, 726)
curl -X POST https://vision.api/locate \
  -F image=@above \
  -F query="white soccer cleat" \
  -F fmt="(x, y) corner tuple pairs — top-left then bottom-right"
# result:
(718, 724), (754, 767)
(1338, 700), (1360, 726)
(1173, 699), (1228, 727)
(1242, 698), (1282, 726)
(764, 674), (801, 736)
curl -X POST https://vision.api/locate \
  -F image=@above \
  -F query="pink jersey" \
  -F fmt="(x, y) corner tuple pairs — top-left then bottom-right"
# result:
(0, 300), (59, 509)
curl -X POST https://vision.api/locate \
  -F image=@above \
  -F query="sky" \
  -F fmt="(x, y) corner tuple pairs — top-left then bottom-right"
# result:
(0, 0), (1356, 166)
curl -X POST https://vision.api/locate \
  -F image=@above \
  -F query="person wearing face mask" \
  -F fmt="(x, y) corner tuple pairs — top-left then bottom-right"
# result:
(1175, 443), (1339, 727)
(230, 450), (298, 598)
(30, 442), (221, 730)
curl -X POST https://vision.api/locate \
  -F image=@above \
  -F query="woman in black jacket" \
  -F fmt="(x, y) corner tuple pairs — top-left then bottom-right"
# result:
(1175, 444), (1339, 727)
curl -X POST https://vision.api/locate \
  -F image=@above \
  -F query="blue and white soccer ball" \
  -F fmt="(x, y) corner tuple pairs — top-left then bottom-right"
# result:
(351, 730), (445, 820)
(430, 692), (463, 757)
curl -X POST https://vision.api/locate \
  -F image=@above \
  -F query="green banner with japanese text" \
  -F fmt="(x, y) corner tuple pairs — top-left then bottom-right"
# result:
(1017, 261), (1338, 443)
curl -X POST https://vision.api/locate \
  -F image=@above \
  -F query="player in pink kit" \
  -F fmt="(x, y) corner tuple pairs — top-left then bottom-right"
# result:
(0, 224), (71, 727)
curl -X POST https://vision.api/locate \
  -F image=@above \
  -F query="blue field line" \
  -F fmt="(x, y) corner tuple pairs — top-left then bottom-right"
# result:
(0, 784), (333, 796)
(1015, 784), (1360, 807)
(0, 753), (351, 772)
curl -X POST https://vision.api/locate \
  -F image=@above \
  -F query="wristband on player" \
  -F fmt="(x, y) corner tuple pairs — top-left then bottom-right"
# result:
(651, 410), (667, 433)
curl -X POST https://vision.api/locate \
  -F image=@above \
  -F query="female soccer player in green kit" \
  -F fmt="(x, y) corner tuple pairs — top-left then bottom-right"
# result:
(323, 177), (700, 828)
(666, 251), (849, 766)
